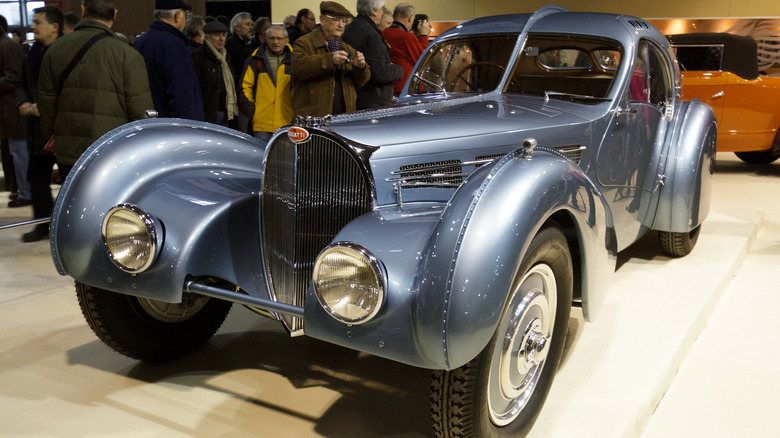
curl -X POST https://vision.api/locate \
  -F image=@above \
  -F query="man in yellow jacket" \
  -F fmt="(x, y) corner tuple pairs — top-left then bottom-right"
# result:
(291, 1), (370, 117)
(239, 24), (293, 145)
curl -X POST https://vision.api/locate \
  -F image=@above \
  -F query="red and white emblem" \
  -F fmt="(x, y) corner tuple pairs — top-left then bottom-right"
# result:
(287, 126), (310, 143)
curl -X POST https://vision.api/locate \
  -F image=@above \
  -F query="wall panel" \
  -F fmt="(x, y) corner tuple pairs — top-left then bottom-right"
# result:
(56, 0), (207, 36)
(270, 0), (779, 23)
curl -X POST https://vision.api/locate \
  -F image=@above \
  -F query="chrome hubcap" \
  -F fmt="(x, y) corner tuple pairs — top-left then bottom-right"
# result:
(488, 264), (556, 426)
(137, 295), (209, 323)
(518, 317), (549, 374)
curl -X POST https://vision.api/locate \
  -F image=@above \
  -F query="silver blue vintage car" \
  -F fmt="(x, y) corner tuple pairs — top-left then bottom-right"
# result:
(50, 6), (716, 437)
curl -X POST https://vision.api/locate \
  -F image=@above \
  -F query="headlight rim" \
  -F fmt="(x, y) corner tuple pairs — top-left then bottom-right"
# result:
(101, 203), (161, 273)
(312, 242), (386, 325)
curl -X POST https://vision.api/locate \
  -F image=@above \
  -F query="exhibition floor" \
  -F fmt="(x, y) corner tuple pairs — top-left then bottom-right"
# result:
(0, 152), (778, 437)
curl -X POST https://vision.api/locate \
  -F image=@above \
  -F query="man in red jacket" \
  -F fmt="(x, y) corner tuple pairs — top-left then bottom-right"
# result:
(382, 3), (430, 96)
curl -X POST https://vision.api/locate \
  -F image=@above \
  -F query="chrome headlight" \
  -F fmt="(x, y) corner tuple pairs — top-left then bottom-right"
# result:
(101, 204), (161, 273)
(312, 243), (385, 325)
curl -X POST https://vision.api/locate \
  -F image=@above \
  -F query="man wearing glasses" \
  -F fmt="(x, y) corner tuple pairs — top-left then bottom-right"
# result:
(291, 1), (370, 117)
(239, 25), (294, 146)
(287, 8), (317, 44)
(134, 0), (204, 121)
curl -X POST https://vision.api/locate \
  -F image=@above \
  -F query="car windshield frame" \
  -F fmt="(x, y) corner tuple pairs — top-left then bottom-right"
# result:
(408, 32), (624, 102)
(409, 33), (520, 95)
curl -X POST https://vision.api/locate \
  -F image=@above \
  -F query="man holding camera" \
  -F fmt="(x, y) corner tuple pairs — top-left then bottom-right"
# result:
(291, 1), (370, 117)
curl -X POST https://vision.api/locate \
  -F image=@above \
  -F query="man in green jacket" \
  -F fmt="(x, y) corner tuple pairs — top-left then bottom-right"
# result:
(291, 1), (370, 117)
(38, 0), (153, 180)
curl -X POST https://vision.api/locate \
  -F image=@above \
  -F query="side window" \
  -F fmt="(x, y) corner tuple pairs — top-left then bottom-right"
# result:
(630, 40), (672, 106)
(673, 45), (724, 71)
(629, 44), (650, 102)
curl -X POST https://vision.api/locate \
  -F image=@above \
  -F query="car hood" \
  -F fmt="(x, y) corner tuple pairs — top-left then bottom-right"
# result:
(326, 94), (606, 149)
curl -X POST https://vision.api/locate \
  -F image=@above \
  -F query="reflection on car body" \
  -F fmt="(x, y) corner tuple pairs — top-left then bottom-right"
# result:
(50, 6), (716, 437)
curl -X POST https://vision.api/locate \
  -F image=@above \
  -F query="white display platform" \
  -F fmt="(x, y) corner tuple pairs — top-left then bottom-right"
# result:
(2, 154), (778, 437)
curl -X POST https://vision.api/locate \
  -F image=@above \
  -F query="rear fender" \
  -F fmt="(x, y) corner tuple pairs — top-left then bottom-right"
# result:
(50, 119), (267, 302)
(651, 100), (717, 233)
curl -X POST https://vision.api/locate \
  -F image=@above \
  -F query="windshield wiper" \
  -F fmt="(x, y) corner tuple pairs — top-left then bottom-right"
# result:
(544, 91), (611, 103)
(413, 73), (448, 98)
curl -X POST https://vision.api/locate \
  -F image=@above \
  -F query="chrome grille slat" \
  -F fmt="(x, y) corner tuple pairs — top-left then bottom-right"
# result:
(398, 160), (463, 188)
(262, 134), (372, 331)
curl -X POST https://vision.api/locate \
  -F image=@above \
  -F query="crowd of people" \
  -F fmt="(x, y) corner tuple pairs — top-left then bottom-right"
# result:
(0, 0), (433, 242)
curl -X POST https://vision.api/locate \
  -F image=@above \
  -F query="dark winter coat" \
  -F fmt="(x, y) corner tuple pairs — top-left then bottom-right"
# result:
(225, 34), (253, 85)
(342, 14), (403, 109)
(134, 20), (204, 121)
(15, 41), (52, 156)
(0, 32), (27, 139)
(38, 20), (153, 165)
(192, 44), (233, 125)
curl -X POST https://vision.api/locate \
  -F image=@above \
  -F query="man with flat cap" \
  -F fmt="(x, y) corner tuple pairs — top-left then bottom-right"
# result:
(192, 21), (238, 127)
(291, 1), (371, 117)
(134, 0), (204, 121)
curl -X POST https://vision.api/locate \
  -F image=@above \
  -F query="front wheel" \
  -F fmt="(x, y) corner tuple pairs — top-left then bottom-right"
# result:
(76, 281), (232, 362)
(431, 225), (573, 437)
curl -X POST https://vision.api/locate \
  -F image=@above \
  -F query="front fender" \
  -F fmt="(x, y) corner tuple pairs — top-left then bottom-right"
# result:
(50, 119), (267, 302)
(417, 149), (615, 369)
(305, 149), (615, 370)
(652, 100), (717, 233)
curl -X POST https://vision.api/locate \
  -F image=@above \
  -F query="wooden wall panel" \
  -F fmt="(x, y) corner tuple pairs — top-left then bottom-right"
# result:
(271, 0), (780, 23)
(57, 0), (207, 37)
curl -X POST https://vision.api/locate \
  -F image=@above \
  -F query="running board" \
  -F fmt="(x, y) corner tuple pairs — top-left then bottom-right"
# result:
(183, 280), (304, 318)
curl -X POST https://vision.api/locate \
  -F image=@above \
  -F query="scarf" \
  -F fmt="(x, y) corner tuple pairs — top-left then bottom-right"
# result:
(323, 29), (342, 52)
(206, 39), (238, 121)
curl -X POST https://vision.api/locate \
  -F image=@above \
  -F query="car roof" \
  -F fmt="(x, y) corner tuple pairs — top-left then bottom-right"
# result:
(667, 33), (759, 80)
(439, 11), (662, 49)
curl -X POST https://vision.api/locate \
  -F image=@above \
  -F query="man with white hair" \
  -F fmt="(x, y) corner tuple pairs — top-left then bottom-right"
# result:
(342, 0), (403, 109)
(383, 2), (429, 95)
(225, 11), (254, 132)
(226, 12), (254, 82)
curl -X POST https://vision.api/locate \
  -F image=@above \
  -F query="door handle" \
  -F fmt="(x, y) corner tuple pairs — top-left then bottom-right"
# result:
(711, 90), (724, 98)
(616, 106), (638, 116)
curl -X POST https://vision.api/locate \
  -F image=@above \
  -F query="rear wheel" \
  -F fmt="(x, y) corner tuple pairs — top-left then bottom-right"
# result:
(76, 281), (232, 362)
(431, 225), (573, 437)
(735, 148), (780, 164)
(658, 225), (701, 257)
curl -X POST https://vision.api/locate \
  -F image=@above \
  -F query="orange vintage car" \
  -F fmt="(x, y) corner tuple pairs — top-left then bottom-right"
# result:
(668, 33), (780, 164)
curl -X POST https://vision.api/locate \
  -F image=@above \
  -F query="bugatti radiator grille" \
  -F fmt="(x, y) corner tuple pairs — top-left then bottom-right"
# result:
(262, 133), (372, 331)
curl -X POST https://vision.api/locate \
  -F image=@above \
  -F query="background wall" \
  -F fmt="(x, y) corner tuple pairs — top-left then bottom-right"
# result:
(55, 0), (207, 36)
(51, 0), (780, 36)
(270, 0), (780, 22)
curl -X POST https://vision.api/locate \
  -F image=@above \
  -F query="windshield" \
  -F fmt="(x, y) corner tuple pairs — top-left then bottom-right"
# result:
(409, 33), (622, 101)
(409, 34), (519, 95)
(506, 34), (622, 101)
